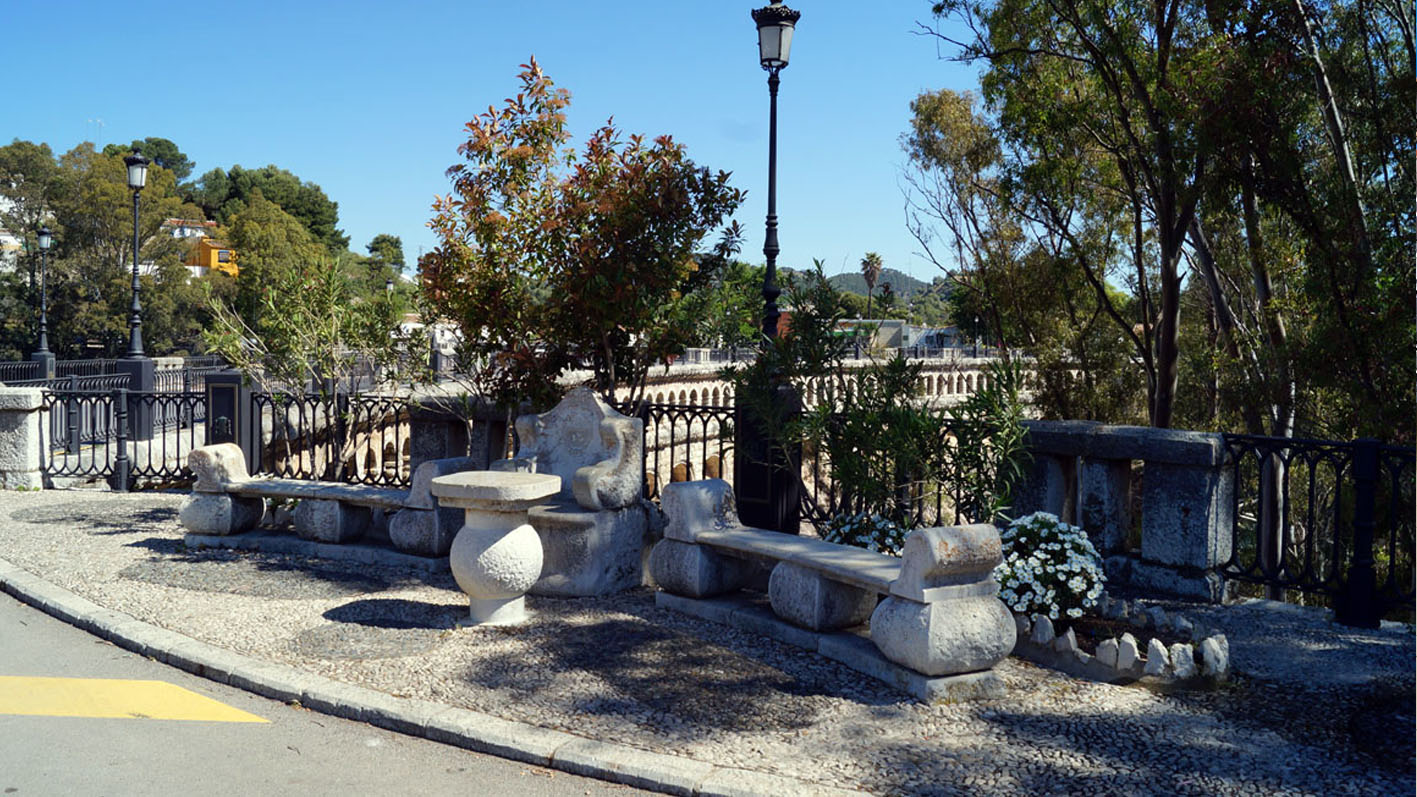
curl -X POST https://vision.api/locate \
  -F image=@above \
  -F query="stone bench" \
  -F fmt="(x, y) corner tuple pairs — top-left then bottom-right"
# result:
(178, 443), (479, 555)
(648, 479), (1016, 688)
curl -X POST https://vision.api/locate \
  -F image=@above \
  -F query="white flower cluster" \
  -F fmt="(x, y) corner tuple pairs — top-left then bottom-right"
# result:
(993, 511), (1105, 622)
(822, 511), (907, 556)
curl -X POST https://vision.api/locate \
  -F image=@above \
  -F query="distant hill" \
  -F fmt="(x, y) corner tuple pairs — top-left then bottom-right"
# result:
(826, 268), (931, 299)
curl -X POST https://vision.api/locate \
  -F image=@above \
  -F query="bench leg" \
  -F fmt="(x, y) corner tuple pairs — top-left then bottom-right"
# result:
(293, 499), (370, 544)
(870, 594), (1016, 677)
(768, 562), (876, 631)
(180, 493), (265, 536)
(648, 539), (750, 599)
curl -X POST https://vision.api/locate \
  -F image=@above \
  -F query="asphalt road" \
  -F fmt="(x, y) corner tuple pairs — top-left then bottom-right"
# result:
(0, 589), (649, 797)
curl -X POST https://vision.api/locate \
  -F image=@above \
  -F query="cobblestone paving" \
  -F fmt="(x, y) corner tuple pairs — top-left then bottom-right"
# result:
(1, 490), (1411, 796)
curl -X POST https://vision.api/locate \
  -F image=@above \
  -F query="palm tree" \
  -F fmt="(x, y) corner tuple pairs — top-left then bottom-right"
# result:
(860, 251), (883, 320)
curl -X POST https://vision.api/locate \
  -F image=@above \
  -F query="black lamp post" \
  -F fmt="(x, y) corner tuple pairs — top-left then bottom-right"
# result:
(28, 225), (56, 379)
(735, 3), (803, 535)
(35, 226), (52, 355)
(752, 1), (799, 341)
(123, 150), (148, 359)
(973, 314), (980, 358)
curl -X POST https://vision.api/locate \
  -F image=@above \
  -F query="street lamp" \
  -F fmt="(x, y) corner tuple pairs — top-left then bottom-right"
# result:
(35, 226), (52, 355)
(752, 1), (799, 340)
(123, 150), (149, 358)
(973, 314), (979, 358)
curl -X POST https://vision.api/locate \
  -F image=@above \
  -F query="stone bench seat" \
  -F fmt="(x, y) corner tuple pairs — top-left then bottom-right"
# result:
(180, 443), (481, 554)
(227, 478), (408, 510)
(649, 480), (1017, 696)
(694, 527), (900, 595)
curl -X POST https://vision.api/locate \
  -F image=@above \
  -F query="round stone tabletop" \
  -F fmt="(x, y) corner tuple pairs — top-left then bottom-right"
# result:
(430, 471), (562, 509)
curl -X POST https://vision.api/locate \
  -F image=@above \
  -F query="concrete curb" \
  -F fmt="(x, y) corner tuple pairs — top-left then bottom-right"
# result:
(0, 556), (864, 797)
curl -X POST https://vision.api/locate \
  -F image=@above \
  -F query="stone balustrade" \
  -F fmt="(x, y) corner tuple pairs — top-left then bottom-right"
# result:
(1013, 420), (1234, 602)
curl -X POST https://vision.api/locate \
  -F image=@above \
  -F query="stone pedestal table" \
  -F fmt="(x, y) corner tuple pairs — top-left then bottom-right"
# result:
(430, 471), (562, 626)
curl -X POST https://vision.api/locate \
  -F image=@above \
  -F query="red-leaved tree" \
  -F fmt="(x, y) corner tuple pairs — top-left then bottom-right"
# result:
(421, 58), (744, 410)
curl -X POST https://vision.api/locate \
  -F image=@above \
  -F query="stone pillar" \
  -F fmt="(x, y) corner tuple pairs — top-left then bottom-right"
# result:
(1133, 460), (1233, 602)
(28, 351), (55, 381)
(115, 357), (155, 442)
(0, 387), (44, 489)
(204, 370), (255, 475)
(1023, 421), (1233, 603)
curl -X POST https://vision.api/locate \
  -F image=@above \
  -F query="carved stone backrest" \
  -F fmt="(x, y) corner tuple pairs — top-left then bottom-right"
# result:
(506, 387), (643, 511)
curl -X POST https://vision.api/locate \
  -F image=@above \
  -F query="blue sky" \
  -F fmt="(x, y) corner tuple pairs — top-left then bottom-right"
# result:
(5, 1), (979, 283)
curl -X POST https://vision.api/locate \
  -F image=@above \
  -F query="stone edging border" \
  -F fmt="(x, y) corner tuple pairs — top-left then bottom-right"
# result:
(1009, 595), (1230, 684)
(0, 556), (865, 797)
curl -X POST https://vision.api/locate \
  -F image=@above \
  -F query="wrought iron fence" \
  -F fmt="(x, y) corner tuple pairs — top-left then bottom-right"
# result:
(42, 389), (209, 487)
(12, 373), (132, 391)
(1221, 435), (1415, 625)
(0, 361), (41, 382)
(250, 392), (413, 487)
(629, 401), (736, 501)
(43, 389), (120, 480)
(129, 391), (207, 485)
(55, 359), (122, 377)
(154, 365), (226, 394)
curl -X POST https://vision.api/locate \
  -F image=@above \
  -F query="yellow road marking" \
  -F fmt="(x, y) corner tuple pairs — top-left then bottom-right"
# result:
(0, 676), (269, 723)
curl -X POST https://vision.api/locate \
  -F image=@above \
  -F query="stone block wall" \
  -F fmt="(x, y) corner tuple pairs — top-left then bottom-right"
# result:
(1015, 420), (1234, 602)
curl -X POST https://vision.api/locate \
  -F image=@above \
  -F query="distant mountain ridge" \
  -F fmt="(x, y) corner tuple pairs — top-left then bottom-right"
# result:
(825, 267), (931, 299)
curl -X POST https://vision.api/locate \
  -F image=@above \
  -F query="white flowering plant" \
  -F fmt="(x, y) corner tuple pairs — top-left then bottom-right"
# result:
(822, 512), (909, 556)
(993, 512), (1105, 623)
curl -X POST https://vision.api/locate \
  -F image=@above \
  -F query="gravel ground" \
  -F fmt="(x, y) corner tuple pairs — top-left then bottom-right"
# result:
(1, 489), (1411, 796)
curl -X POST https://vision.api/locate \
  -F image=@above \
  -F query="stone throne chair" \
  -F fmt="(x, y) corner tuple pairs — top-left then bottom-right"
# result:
(491, 387), (650, 596)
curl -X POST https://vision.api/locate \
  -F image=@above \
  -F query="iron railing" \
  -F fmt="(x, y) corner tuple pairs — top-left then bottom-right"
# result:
(129, 391), (207, 485)
(56, 358), (122, 377)
(42, 389), (208, 486)
(1220, 435), (1414, 625)
(250, 392), (413, 487)
(42, 389), (120, 480)
(0, 361), (42, 382)
(629, 401), (736, 501)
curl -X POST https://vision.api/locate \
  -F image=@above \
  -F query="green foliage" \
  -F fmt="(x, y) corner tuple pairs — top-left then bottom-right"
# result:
(860, 251), (883, 319)
(678, 258), (764, 350)
(102, 137), (194, 181)
(948, 359), (1031, 523)
(921, 0), (1415, 441)
(726, 262), (1030, 534)
(204, 258), (407, 396)
(366, 234), (405, 274)
(827, 267), (932, 301)
(0, 141), (216, 357)
(806, 352), (954, 527)
(224, 190), (328, 324)
(421, 58), (745, 410)
(189, 163), (348, 253)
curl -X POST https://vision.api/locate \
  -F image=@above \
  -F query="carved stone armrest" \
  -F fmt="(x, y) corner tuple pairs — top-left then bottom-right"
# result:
(572, 416), (644, 511)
